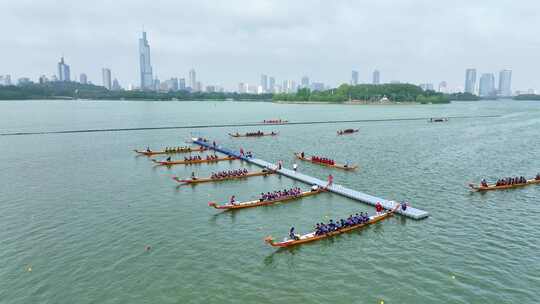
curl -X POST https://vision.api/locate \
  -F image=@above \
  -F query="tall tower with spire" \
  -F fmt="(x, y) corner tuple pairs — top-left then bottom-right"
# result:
(139, 31), (153, 90)
(57, 57), (71, 82)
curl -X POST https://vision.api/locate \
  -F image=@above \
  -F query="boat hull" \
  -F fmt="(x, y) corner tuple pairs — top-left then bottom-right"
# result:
(470, 179), (540, 191)
(173, 170), (274, 185)
(209, 189), (323, 210)
(134, 147), (206, 156)
(229, 132), (278, 138)
(265, 206), (398, 248)
(294, 153), (358, 171)
(153, 156), (236, 166)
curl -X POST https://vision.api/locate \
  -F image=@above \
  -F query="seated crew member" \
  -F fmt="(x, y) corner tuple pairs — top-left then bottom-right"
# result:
(481, 179), (488, 187)
(191, 172), (197, 180)
(166, 156), (172, 162)
(146, 146), (151, 152)
(536, 173), (540, 180)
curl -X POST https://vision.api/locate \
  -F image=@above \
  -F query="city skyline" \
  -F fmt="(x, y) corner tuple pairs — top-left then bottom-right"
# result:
(1, 1), (539, 92)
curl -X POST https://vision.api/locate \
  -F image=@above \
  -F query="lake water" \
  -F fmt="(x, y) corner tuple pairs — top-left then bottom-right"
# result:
(1, 100), (539, 303)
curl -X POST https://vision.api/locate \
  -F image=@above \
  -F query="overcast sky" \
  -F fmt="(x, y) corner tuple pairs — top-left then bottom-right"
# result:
(1, 0), (539, 91)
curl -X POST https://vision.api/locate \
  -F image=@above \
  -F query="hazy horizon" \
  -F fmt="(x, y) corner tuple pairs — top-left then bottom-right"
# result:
(1, 0), (539, 91)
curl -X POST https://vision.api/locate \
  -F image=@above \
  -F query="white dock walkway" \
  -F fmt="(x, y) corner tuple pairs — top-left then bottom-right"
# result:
(193, 139), (429, 220)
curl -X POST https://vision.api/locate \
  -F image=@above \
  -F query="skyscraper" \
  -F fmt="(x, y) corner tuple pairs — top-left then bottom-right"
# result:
(189, 69), (197, 91)
(498, 69), (512, 96)
(238, 82), (247, 93)
(139, 31), (153, 90)
(80, 73), (88, 84)
(112, 78), (121, 91)
(268, 77), (275, 93)
(438, 81), (448, 93)
(260, 74), (268, 92)
(479, 73), (495, 97)
(372, 70), (380, 84)
(464, 68), (477, 94)
(179, 78), (186, 90)
(168, 78), (179, 91)
(301, 76), (310, 89)
(195, 81), (202, 92)
(57, 57), (71, 82)
(351, 70), (358, 85)
(102, 68), (112, 90)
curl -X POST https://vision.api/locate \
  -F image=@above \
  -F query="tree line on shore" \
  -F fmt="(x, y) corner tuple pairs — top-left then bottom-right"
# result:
(1, 81), (536, 102)
(273, 83), (450, 104)
(0, 82), (271, 101)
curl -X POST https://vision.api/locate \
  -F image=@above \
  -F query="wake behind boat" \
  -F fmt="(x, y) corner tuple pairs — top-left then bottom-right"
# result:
(469, 174), (540, 191)
(208, 186), (323, 210)
(265, 204), (399, 248)
(294, 152), (358, 171)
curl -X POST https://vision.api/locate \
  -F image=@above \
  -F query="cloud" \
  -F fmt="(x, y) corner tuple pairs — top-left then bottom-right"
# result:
(1, 0), (539, 90)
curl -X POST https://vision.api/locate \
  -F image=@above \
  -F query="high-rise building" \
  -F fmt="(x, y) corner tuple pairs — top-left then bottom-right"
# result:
(420, 83), (434, 91)
(17, 78), (32, 86)
(372, 70), (380, 84)
(57, 57), (71, 82)
(260, 74), (268, 92)
(102, 68), (112, 90)
(238, 82), (247, 93)
(351, 70), (359, 85)
(479, 73), (495, 97)
(80, 73), (88, 84)
(139, 31), (153, 90)
(179, 78), (186, 90)
(112, 78), (122, 91)
(301, 76), (310, 89)
(38, 75), (49, 85)
(195, 81), (202, 92)
(311, 82), (325, 91)
(189, 69), (197, 90)
(290, 80), (297, 92)
(282, 80), (288, 93)
(498, 69), (512, 96)
(464, 68), (477, 94)
(438, 81), (448, 93)
(167, 78), (179, 91)
(248, 84), (258, 93)
(39, 75), (49, 84)
(268, 77), (275, 92)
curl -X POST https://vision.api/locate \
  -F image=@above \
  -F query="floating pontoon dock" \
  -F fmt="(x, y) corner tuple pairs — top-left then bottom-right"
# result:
(192, 138), (429, 220)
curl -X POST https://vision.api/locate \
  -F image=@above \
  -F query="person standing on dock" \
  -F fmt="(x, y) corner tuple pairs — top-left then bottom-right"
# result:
(401, 201), (408, 211)
(375, 202), (383, 215)
(240, 148), (244, 156)
(327, 174), (334, 187)
(277, 160), (283, 170)
(293, 163), (298, 172)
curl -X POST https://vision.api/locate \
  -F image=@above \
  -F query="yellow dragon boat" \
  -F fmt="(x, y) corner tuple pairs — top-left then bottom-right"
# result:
(208, 188), (323, 210)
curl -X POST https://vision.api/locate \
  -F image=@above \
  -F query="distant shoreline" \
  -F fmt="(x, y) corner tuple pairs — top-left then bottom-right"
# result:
(273, 100), (421, 105)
